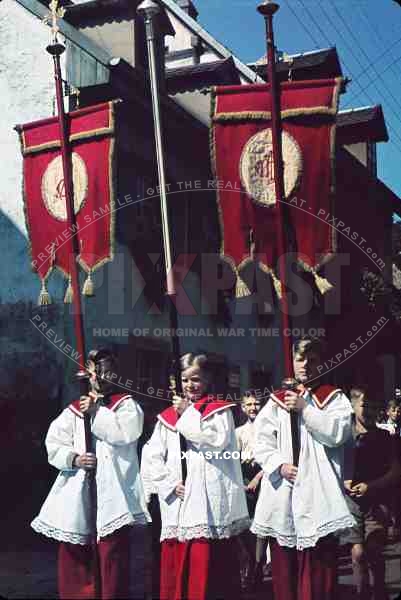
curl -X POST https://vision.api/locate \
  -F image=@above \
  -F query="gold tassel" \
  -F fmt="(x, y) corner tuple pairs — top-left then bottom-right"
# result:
(82, 271), (95, 297)
(270, 271), (282, 299)
(312, 270), (334, 295)
(64, 276), (73, 303)
(235, 275), (252, 298)
(38, 279), (51, 306)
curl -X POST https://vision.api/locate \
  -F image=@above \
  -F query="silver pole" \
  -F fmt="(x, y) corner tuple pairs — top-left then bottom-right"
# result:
(137, 0), (176, 296)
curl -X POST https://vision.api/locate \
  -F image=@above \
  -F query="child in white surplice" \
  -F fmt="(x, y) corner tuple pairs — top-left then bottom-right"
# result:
(148, 353), (250, 600)
(31, 349), (149, 600)
(251, 337), (354, 600)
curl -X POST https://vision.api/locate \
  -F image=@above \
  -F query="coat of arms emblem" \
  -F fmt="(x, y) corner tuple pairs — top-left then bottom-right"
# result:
(239, 128), (302, 207)
(41, 152), (88, 221)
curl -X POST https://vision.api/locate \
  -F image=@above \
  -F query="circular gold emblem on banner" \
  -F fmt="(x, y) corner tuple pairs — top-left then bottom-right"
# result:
(41, 152), (88, 221)
(239, 129), (302, 207)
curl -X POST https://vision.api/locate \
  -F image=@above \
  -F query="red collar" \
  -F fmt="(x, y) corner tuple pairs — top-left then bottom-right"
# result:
(193, 395), (236, 420)
(270, 384), (342, 411)
(157, 406), (180, 432)
(157, 396), (236, 428)
(69, 393), (131, 418)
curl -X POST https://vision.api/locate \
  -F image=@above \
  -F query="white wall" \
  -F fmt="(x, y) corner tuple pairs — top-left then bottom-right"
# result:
(165, 11), (223, 68)
(344, 142), (368, 168)
(0, 1), (58, 302)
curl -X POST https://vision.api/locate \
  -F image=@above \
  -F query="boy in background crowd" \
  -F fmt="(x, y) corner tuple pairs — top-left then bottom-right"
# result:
(376, 398), (401, 539)
(377, 399), (401, 436)
(236, 391), (269, 590)
(343, 385), (401, 600)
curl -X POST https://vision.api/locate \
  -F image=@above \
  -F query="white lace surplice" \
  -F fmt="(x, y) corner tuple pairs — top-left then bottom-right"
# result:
(31, 397), (150, 544)
(251, 392), (355, 550)
(145, 421), (183, 541)
(175, 405), (250, 541)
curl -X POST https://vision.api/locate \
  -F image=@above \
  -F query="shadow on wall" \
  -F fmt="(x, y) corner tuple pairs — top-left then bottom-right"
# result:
(0, 302), (66, 544)
(0, 209), (69, 541)
(0, 209), (45, 304)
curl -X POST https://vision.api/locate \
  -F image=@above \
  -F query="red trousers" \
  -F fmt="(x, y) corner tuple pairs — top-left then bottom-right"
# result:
(270, 535), (338, 600)
(173, 537), (241, 600)
(160, 539), (182, 600)
(58, 526), (131, 600)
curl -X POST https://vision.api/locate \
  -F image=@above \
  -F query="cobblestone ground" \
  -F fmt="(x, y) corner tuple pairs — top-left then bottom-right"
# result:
(0, 533), (400, 599)
(0, 525), (149, 600)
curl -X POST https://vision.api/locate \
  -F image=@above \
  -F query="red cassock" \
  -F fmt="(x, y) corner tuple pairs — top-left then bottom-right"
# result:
(58, 526), (131, 600)
(270, 536), (338, 600)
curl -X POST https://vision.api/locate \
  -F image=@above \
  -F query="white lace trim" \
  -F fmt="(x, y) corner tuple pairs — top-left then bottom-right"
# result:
(32, 511), (148, 545)
(160, 525), (179, 541)
(177, 517), (251, 541)
(251, 514), (355, 550)
(31, 518), (90, 545)
(297, 515), (355, 550)
(98, 512), (148, 538)
(250, 523), (297, 547)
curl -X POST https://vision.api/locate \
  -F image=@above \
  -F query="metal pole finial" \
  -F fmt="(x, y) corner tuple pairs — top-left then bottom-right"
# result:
(137, 0), (161, 19)
(46, 42), (65, 56)
(257, 1), (280, 17)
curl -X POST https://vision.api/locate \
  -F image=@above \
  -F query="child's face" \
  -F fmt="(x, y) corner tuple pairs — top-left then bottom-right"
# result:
(96, 359), (116, 396)
(387, 405), (401, 423)
(242, 396), (262, 421)
(293, 351), (321, 383)
(181, 366), (208, 402)
(352, 393), (376, 426)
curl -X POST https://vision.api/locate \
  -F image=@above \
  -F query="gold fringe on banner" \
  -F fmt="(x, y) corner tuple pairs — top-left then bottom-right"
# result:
(259, 264), (283, 299)
(64, 276), (73, 304)
(82, 271), (95, 297)
(235, 275), (252, 298)
(271, 270), (283, 299)
(298, 260), (334, 295)
(38, 279), (52, 306)
(312, 270), (334, 295)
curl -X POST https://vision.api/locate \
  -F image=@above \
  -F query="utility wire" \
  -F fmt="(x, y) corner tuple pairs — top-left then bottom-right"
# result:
(289, 0), (401, 155)
(358, 5), (401, 81)
(346, 51), (401, 106)
(328, 1), (401, 124)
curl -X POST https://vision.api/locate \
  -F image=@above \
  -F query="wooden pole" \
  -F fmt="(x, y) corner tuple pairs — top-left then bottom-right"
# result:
(47, 43), (86, 366)
(46, 37), (101, 596)
(257, 1), (300, 466)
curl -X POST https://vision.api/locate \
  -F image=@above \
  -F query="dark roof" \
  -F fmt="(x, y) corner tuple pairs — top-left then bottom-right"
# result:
(249, 47), (343, 82)
(337, 105), (389, 144)
(166, 57), (240, 94)
(64, 0), (175, 36)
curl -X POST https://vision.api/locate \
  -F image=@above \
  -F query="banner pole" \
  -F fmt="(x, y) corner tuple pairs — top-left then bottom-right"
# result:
(257, 1), (300, 465)
(45, 2), (100, 593)
(46, 43), (87, 368)
(137, 1), (187, 475)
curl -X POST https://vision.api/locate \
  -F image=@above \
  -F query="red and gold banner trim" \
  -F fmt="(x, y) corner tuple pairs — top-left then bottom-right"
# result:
(17, 101), (115, 156)
(16, 101), (117, 305)
(210, 79), (342, 298)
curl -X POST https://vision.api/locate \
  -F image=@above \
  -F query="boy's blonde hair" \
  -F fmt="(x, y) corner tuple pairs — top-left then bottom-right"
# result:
(350, 385), (368, 403)
(180, 353), (210, 378)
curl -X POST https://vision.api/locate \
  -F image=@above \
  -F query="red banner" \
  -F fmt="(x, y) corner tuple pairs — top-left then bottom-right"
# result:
(16, 101), (116, 304)
(211, 79), (342, 296)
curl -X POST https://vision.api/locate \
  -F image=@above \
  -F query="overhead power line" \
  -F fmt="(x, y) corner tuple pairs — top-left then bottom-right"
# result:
(328, 1), (401, 121)
(285, 0), (401, 156)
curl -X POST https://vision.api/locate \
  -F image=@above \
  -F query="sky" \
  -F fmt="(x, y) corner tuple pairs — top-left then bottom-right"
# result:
(194, 0), (401, 199)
